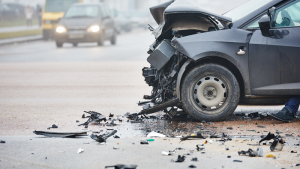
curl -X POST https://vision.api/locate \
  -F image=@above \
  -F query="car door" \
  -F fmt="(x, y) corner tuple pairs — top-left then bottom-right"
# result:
(248, 0), (300, 95)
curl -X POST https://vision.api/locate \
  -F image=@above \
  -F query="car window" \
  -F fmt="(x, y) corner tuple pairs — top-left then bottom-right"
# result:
(247, 18), (260, 29)
(272, 0), (300, 28)
(65, 5), (99, 18)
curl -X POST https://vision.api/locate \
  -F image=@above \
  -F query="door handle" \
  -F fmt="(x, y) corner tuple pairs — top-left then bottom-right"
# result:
(237, 49), (245, 55)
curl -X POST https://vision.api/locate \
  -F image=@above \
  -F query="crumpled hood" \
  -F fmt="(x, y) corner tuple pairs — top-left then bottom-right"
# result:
(149, 0), (232, 25)
(150, 0), (174, 25)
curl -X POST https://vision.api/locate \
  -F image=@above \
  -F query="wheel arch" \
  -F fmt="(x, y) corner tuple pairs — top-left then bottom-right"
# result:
(177, 54), (248, 102)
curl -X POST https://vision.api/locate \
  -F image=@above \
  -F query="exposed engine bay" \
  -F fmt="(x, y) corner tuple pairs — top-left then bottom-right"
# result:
(138, 0), (232, 117)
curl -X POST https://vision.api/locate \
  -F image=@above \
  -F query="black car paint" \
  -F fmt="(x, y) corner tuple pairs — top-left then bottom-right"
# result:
(172, 29), (253, 97)
(147, 0), (300, 106)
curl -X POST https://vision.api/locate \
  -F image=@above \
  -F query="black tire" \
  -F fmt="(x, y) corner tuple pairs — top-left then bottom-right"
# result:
(97, 31), (105, 46)
(56, 41), (63, 48)
(181, 64), (240, 122)
(43, 30), (49, 40)
(110, 31), (117, 45)
(73, 43), (78, 47)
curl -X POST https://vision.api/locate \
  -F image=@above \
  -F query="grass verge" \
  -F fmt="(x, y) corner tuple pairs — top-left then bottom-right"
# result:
(0, 29), (42, 40)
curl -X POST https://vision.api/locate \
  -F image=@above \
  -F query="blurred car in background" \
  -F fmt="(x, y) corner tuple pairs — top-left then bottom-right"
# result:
(114, 10), (133, 33)
(42, 0), (83, 40)
(128, 10), (156, 30)
(54, 3), (117, 48)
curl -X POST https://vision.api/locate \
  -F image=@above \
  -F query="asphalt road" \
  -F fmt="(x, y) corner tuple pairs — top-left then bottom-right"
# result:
(0, 30), (299, 169)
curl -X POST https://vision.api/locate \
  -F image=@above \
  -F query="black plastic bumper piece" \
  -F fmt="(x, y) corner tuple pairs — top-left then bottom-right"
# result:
(140, 98), (179, 115)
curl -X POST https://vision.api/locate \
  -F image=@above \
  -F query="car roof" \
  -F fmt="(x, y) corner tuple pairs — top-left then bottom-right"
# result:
(232, 0), (286, 28)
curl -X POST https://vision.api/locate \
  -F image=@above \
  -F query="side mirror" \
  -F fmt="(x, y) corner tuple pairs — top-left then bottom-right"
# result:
(259, 14), (272, 37)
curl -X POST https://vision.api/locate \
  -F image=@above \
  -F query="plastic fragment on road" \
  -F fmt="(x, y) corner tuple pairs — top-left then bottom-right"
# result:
(147, 139), (154, 142)
(162, 150), (175, 156)
(196, 145), (205, 151)
(140, 141), (149, 144)
(105, 164), (138, 169)
(191, 157), (198, 161)
(78, 111), (106, 126)
(204, 140), (207, 144)
(109, 113), (114, 117)
(52, 124), (58, 128)
(174, 155), (185, 162)
(0, 140), (5, 143)
(238, 149), (257, 157)
(114, 135), (120, 138)
(233, 160), (242, 162)
(259, 132), (284, 151)
(266, 154), (275, 158)
(291, 150), (297, 153)
(77, 148), (84, 154)
(227, 127), (233, 130)
(180, 132), (205, 141)
(257, 147), (263, 157)
(147, 131), (166, 138)
(33, 131), (87, 138)
(189, 164), (197, 168)
(90, 130), (117, 142)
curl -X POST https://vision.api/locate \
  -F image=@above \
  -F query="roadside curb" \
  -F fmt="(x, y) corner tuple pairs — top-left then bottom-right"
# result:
(0, 35), (43, 46)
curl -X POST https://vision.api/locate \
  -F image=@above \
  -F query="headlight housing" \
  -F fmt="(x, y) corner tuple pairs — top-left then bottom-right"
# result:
(56, 26), (67, 33)
(87, 25), (100, 32)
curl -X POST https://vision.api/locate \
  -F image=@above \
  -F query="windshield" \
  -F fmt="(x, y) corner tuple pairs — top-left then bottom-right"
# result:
(65, 5), (99, 18)
(45, 0), (78, 13)
(223, 0), (273, 21)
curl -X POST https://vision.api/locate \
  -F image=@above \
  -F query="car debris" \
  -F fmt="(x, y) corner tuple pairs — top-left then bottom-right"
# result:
(189, 165), (197, 168)
(90, 130), (117, 142)
(105, 164), (138, 169)
(33, 131), (87, 138)
(140, 141), (149, 144)
(51, 124), (58, 128)
(106, 119), (117, 126)
(259, 132), (284, 151)
(78, 111), (106, 126)
(238, 149), (257, 157)
(162, 150), (176, 156)
(191, 157), (198, 161)
(114, 135), (120, 138)
(266, 154), (276, 158)
(233, 160), (242, 162)
(147, 131), (166, 138)
(238, 147), (263, 157)
(0, 140), (5, 143)
(174, 155), (186, 162)
(180, 132), (205, 141)
(77, 148), (84, 154)
(109, 113), (114, 117)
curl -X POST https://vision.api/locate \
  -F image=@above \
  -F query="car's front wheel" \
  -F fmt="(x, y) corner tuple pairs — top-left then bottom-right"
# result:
(181, 64), (240, 122)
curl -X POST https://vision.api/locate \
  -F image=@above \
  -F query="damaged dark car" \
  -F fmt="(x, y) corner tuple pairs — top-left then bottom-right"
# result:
(141, 0), (300, 121)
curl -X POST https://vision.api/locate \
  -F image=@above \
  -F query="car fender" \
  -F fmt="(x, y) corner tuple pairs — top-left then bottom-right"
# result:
(173, 29), (253, 99)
